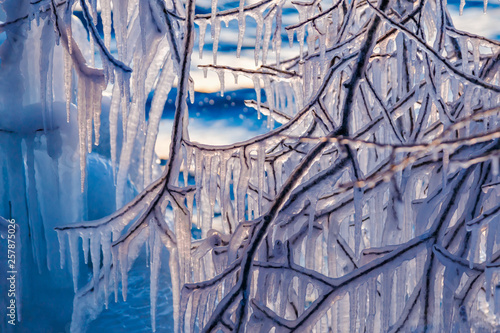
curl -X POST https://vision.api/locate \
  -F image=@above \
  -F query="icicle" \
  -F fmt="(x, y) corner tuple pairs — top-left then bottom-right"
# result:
(349, 289), (357, 333)
(198, 20), (207, 58)
(257, 143), (265, 214)
(273, 7), (283, 66)
(144, 57), (175, 184)
(469, 228), (479, 269)
(183, 145), (192, 187)
(358, 284), (367, 333)
(484, 0), (488, 12)
(67, 24), (73, 54)
(86, 81), (93, 154)
(68, 233), (79, 292)
(287, 29), (294, 48)
(236, 0), (246, 58)
(442, 149), (449, 188)
(195, 149), (203, 226)
(109, 83), (121, 181)
(101, 230), (112, 308)
(306, 198), (317, 251)
(237, 148), (250, 222)
(202, 155), (214, 230)
(254, 13), (264, 65)
(186, 186), (195, 219)
(90, 0), (98, 23)
(253, 75), (262, 118)
(460, 38), (468, 74)
(371, 59), (382, 100)
(150, 224), (161, 332)
(433, 244), (463, 326)
(209, 154), (219, 219)
(93, 83), (104, 146)
(90, 33), (95, 67)
(174, 203), (192, 287)
(366, 278), (376, 331)
(297, 26), (305, 60)
(169, 249), (180, 333)
(116, 98), (144, 207)
(460, 0), (465, 15)
(119, 243), (129, 302)
(261, 15), (273, 65)
(354, 186), (363, 257)
(212, 18), (221, 64)
(318, 35), (327, 74)
(90, 231), (102, 303)
(496, 284), (500, 315)
(189, 78), (195, 104)
(472, 40), (480, 76)
(139, 0), (148, 55)
(492, 155), (499, 176)
(381, 271), (393, 331)
(263, 77), (275, 129)
(112, 247), (119, 303)
(101, 0), (112, 49)
(40, 18), (55, 132)
(217, 69), (225, 96)
(64, 50), (72, 122)
(77, 78), (87, 191)
(219, 151), (229, 225)
(57, 231), (66, 269)
(211, 0), (219, 38)
(485, 267), (493, 302)
(396, 33), (405, 100)
(82, 233), (89, 265)
(35, 5), (41, 26)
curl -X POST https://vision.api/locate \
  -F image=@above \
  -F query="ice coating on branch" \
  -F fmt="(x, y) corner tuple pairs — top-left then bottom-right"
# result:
(39, 0), (500, 332)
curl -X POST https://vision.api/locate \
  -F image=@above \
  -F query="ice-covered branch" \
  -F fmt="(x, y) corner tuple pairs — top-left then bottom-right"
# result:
(41, 0), (500, 331)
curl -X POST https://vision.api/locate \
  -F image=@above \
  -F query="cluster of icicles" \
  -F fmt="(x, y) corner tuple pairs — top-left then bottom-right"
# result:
(37, 0), (500, 331)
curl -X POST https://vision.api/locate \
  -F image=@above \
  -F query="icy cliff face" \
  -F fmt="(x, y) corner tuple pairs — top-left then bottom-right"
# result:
(0, 2), (133, 330)
(1, 0), (500, 332)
